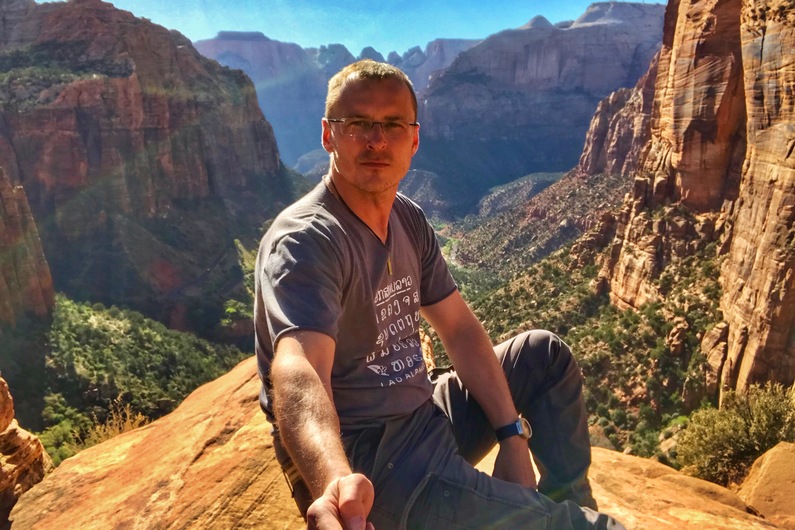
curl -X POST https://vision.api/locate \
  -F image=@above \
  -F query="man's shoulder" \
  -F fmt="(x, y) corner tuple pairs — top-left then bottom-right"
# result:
(265, 183), (343, 243)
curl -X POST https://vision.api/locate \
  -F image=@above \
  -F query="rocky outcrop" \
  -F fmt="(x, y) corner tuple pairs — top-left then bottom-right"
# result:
(594, 0), (794, 395)
(0, 167), (53, 327)
(0, 0), (298, 332)
(194, 32), (327, 165)
(577, 53), (659, 179)
(0, 376), (52, 525)
(9, 357), (782, 529)
(738, 442), (795, 529)
(414, 2), (666, 214)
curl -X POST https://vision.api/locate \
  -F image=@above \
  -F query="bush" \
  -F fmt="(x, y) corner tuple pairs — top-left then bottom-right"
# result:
(676, 383), (795, 486)
(70, 396), (149, 453)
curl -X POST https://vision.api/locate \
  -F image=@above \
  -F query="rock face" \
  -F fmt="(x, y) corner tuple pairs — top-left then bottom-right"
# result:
(0, 376), (52, 525)
(593, 0), (794, 395)
(414, 2), (666, 214)
(0, 0), (297, 332)
(194, 32), (327, 165)
(9, 357), (781, 529)
(577, 53), (659, 180)
(0, 167), (53, 327)
(719, 0), (795, 392)
(738, 442), (795, 529)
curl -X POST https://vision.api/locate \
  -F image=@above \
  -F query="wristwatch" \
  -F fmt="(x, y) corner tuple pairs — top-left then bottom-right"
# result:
(495, 417), (532, 442)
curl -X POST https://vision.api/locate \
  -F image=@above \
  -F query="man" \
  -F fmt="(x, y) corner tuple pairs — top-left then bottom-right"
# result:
(255, 59), (625, 529)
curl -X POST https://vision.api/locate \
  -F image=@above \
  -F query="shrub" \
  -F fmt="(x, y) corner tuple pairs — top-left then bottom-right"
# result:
(70, 396), (149, 453)
(676, 383), (795, 486)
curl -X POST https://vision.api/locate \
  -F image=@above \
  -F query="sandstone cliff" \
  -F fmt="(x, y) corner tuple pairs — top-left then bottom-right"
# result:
(590, 0), (794, 396)
(8, 357), (783, 530)
(0, 167), (53, 327)
(0, 376), (52, 526)
(414, 2), (666, 214)
(0, 0), (299, 333)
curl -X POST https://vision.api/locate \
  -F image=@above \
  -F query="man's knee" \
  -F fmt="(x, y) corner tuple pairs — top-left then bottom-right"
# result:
(509, 329), (574, 373)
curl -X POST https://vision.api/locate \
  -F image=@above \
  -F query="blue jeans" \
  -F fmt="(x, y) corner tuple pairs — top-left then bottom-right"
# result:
(342, 330), (607, 529)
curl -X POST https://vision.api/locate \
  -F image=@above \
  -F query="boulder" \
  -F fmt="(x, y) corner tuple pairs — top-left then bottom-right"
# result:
(0, 377), (52, 525)
(738, 442), (795, 529)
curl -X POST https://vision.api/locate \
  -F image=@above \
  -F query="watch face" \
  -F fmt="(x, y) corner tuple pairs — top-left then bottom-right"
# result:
(520, 417), (532, 439)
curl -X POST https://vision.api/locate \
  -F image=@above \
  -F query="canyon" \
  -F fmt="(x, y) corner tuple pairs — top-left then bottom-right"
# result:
(585, 0), (794, 398)
(0, 0), (302, 334)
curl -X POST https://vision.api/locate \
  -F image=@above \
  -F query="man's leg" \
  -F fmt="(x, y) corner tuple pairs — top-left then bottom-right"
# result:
(433, 329), (597, 509)
(347, 400), (617, 530)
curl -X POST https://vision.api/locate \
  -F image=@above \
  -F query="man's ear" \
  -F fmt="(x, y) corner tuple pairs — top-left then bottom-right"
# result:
(411, 123), (420, 157)
(321, 119), (333, 153)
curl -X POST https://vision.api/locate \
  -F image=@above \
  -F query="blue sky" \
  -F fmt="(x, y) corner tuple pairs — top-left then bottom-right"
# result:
(90, 0), (628, 56)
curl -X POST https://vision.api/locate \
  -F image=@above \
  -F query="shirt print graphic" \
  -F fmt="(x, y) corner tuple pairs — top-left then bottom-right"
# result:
(367, 273), (425, 387)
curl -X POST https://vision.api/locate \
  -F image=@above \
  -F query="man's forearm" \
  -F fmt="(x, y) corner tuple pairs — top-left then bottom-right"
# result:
(272, 351), (351, 497)
(444, 318), (519, 429)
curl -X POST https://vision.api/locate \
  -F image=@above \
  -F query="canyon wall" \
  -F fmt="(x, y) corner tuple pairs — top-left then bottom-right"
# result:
(0, 0), (299, 332)
(592, 0), (794, 395)
(415, 2), (666, 214)
(719, 0), (795, 391)
(0, 167), (53, 327)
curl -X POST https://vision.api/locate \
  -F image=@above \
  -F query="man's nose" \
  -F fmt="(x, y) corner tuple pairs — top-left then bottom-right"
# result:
(365, 123), (388, 147)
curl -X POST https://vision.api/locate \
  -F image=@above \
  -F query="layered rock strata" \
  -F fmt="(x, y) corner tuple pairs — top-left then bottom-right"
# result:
(0, 0), (294, 331)
(415, 2), (666, 213)
(719, 0), (795, 392)
(592, 0), (794, 395)
(0, 167), (53, 327)
(0, 377), (52, 525)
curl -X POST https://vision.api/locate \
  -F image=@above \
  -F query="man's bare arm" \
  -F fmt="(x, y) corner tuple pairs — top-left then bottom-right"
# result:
(421, 290), (536, 488)
(271, 331), (375, 529)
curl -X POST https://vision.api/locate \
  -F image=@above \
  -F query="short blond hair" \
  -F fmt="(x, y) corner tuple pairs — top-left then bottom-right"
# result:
(325, 59), (417, 119)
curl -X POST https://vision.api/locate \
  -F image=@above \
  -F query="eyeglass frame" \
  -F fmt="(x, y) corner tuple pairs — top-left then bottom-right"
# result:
(326, 117), (420, 140)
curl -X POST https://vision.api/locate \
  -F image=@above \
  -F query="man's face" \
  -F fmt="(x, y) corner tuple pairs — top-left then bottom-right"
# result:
(322, 77), (419, 194)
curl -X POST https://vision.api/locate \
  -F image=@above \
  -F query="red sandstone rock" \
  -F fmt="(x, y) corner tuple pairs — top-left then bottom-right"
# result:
(594, 0), (795, 395)
(0, 377), (52, 525)
(10, 358), (783, 529)
(738, 442), (795, 529)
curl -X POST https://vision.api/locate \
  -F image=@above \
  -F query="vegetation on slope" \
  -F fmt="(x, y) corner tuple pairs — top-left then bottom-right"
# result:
(448, 226), (724, 462)
(0, 294), (246, 465)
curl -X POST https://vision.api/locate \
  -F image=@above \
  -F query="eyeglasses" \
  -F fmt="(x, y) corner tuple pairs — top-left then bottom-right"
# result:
(327, 118), (419, 140)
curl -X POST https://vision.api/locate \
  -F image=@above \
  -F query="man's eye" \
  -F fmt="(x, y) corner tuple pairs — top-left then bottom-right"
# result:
(384, 122), (406, 131)
(348, 120), (371, 129)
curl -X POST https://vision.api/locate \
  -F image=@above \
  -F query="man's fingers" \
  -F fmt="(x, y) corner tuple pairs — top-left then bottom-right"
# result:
(306, 494), (343, 530)
(336, 474), (375, 530)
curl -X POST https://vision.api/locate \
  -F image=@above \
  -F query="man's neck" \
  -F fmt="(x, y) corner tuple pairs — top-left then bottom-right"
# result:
(325, 173), (395, 243)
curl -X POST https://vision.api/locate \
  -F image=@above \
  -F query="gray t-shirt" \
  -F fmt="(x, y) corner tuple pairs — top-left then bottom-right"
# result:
(255, 181), (457, 430)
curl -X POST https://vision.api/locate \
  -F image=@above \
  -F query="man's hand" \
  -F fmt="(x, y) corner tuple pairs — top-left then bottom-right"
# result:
(492, 436), (537, 489)
(306, 473), (376, 530)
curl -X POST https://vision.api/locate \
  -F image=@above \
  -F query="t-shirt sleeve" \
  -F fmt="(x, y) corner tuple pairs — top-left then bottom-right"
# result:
(259, 228), (344, 347)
